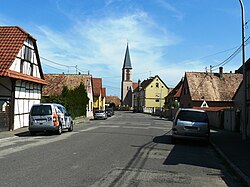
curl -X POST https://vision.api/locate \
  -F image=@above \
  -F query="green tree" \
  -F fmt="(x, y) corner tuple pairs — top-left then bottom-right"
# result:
(41, 83), (89, 119)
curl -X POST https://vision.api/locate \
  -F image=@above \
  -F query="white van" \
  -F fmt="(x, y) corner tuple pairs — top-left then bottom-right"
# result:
(29, 103), (73, 135)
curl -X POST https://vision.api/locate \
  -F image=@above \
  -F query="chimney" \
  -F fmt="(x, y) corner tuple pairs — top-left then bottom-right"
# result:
(219, 67), (223, 79)
(210, 65), (214, 78)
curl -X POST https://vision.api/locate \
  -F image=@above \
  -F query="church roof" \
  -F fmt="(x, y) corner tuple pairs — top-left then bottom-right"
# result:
(123, 44), (132, 69)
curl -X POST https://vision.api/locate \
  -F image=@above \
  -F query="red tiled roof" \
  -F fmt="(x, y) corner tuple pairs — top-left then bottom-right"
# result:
(0, 26), (46, 84)
(6, 70), (47, 85)
(92, 78), (102, 97)
(102, 88), (106, 98)
(106, 96), (121, 106)
(174, 84), (183, 98)
(132, 82), (138, 90)
(186, 72), (242, 101)
(192, 106), (231, 112)
(42, 74), (91, 96)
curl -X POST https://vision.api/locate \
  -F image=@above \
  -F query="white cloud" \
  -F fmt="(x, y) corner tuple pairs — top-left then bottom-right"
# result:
(156, 0), (184, 21)
(35, 9), (181, 95)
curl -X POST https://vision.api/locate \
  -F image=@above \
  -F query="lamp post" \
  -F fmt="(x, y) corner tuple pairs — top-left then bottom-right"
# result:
(160, 82), (163, 118)
(238, 0), (247, 140)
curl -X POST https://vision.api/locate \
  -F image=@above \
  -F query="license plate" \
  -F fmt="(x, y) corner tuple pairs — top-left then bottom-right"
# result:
(36, 120), (46, 123)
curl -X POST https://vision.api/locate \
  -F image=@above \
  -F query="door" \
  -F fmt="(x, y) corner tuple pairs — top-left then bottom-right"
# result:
(0, 98), (11, 131)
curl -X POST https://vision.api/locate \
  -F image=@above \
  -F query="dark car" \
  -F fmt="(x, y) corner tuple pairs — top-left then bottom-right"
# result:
(106, 108), (114, 117)
(172, 108), (210, 143)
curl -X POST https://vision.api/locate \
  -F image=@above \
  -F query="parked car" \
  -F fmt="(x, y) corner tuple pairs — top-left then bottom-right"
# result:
(94, 110), (107, 120)
(29, 103), (73, 135)
(106, 108), (114, 117)
(172, 108), (210, 143)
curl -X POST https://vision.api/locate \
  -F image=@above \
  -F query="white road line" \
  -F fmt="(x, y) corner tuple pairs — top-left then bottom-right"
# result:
(0, 132), (78, 159)
(122, 126), (167, 130)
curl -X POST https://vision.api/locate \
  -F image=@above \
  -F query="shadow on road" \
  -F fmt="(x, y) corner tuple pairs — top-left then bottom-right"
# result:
(153, 134), (172, 144)
(15, 131), (56, 137)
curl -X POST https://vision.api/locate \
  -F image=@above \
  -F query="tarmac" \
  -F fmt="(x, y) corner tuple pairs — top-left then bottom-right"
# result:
(0, 119), (249, 186)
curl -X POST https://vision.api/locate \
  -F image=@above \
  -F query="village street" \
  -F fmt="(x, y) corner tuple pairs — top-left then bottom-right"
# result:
(0, 112), (243, 187)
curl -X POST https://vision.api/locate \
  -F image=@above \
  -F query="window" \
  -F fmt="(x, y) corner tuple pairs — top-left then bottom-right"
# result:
(31, 105), (52, 115)
(30, 63), (33, 76)
(20, 60), (24, 73)
(156, 82), (159, 88)
(126, 69), (130, 81)
(155, 99), (159, 102)
(24, 46), (32, 62)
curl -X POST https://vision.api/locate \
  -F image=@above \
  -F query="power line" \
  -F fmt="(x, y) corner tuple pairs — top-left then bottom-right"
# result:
(211, 36), (250, 70)
(41, 56), (76, 68)
(42, 62), (66, 72)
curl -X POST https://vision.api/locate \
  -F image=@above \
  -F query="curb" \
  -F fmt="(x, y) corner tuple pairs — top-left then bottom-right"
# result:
(210, 141), (250, 186)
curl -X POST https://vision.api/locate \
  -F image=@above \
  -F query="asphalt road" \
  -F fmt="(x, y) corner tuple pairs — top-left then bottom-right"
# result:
(0, 111), (243, 187)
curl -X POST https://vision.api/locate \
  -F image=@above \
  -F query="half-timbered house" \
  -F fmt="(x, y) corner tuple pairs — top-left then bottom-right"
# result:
(0, 26), (46, 130)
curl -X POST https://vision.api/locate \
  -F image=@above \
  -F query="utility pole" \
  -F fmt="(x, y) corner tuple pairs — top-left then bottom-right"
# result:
(239, 0), (247, 140)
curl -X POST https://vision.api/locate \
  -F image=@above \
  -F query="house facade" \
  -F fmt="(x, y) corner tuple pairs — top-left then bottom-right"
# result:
(234, 58), (250, 137)
(92, 78), (106, 110)
(42, 74), (94, 118)
(180, 69), (242, 109)
(0, 26), (46, 130)
(133, 75), (168, 113)
(165, 78), (183, 109)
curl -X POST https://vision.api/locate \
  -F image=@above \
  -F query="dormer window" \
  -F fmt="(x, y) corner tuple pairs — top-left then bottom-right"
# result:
(30, 63), (33, 76)
(20, 60), (24, 73)
(24, 46), (32, 62)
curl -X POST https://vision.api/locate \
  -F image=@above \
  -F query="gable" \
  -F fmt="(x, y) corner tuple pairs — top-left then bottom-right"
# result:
(0, 26), (46, 84)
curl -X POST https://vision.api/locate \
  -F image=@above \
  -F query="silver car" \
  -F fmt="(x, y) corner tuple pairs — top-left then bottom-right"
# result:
(29, 103), (73, 135)
(94, 110), (107, 120)
(172, 108), (210, 143)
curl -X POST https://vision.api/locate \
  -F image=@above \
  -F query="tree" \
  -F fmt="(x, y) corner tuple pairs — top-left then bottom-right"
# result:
(42, 83), (89, 119)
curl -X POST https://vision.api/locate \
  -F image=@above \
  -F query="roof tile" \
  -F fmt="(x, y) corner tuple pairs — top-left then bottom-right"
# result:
(186, 72), (242, 101)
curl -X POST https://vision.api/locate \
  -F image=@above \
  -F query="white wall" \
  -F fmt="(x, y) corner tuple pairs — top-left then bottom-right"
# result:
(13, 80), (41, 129)
(9, 39), (41, 79)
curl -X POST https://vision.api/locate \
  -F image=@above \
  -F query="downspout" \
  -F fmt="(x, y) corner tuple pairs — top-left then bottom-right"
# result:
(9, 79), (16, 131)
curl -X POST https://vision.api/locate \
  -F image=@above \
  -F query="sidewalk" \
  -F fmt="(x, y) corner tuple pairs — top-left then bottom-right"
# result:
(0, 116), (89, 140)
(210, 128), (250, 186)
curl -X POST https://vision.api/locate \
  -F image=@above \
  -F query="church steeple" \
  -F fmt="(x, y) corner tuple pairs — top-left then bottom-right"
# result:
(121, 43), (133, 107)
(123, 43), (132, 69)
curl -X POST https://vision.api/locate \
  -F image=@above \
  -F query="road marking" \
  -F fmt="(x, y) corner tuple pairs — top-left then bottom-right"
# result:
(0, 132), (78, 159)
(122, 126), (167, 130)
(79, 125), (120, 132)
(79, 127), (99, 132)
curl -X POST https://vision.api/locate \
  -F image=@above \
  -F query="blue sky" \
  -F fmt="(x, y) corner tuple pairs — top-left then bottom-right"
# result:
(1, 0), (249, 96)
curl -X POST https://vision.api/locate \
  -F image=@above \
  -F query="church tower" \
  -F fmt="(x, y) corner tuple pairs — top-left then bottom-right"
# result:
(121, 43), (133, 107)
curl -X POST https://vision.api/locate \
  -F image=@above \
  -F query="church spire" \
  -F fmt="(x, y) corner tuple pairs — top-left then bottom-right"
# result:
(123, 43), (132, 69)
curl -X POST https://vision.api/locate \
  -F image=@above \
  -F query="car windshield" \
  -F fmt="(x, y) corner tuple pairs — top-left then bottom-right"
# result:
(177, 110), (208, 122)
(95, 110), (104, 113)
(31, 105), (52, 116)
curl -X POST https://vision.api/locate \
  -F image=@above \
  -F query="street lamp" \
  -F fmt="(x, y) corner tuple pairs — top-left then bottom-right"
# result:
(238, 0), (247, 140)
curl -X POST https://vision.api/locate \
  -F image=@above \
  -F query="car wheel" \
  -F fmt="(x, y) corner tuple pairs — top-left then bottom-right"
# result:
(30, 131), (36, 136)
(57, 125), (62, 135)
(68, 122), (73, 132)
